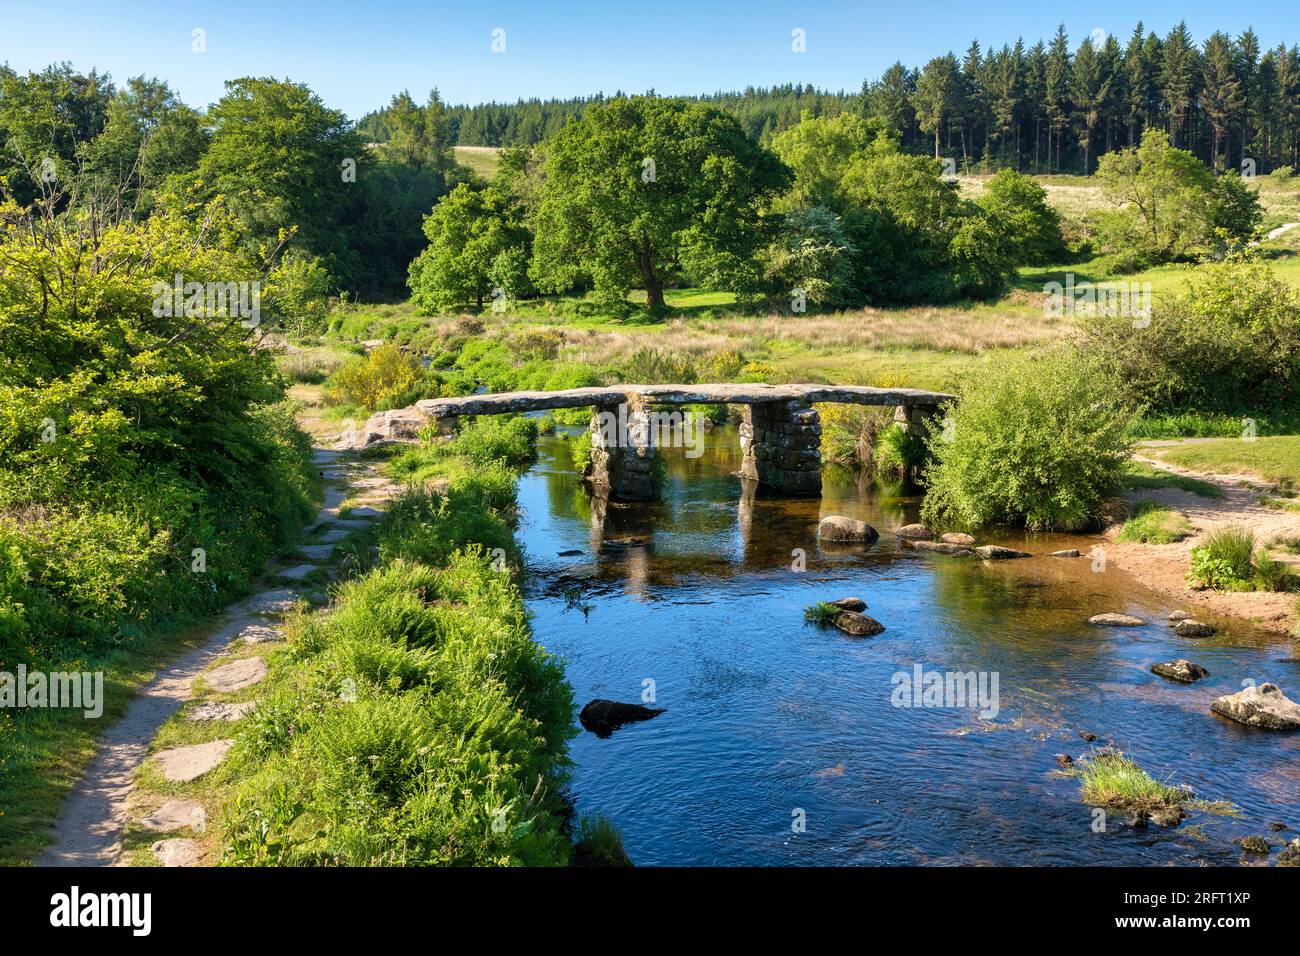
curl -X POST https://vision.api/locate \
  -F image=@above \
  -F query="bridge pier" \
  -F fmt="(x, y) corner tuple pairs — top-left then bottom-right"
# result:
(739, 400), (822, 495)
(589, 402), (656, 501)
(894, 403), (940, 439)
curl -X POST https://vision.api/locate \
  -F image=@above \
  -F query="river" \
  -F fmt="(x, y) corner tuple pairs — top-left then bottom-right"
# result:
(517, 424), (1299, 865)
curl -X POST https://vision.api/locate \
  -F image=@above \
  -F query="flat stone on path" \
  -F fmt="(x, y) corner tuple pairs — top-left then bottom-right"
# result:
(141, 799), (206, 833)
(154, 740), (233, 783)
(1088, 613), (1146, 627)
(186, 701), (256, 722)
(298, 544), (336, 561)
(246, 589), (301, 616)
(343, 506), (384, 519)
(202, 657), (267, 693)
(151, 838), (201, 867)
(238, 623), (283, 645)
(277, 563), (320, 581)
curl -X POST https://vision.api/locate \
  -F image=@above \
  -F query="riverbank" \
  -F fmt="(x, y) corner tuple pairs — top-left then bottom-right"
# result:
(1107, 445), (1300, 636)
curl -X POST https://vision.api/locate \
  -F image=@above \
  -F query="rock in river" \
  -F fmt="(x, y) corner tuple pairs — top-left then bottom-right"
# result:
(818, 515), (878, 543)
(1175, 619), (1216, 638)
(1151, 659), (1209, 683)
(940, 532), (976, 546)
(1211, 683), (1300, 730)
(893, 523), (933, 540)
(1088, 613), (1145, 627)
(975, 545), (1031, 560)
(1168, 610), (1191, 622)
(1050, 549), (1081, 558)
(827, 597), (867, 612)
(579, 699), (665, 737)
(831, 611), (886, 637)
(913, 540), (972, 556)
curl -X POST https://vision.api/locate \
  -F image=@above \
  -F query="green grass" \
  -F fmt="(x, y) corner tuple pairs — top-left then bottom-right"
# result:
(803, 602), (842, 625)
(1188, 526), (1258, 592)
(1122, 461), (1223, 498)
(1077, 752), (1191, 814)
(452, 145), (502, 180)
(1117, 501), (1192, 544)
(1144, 437), (1300, 490)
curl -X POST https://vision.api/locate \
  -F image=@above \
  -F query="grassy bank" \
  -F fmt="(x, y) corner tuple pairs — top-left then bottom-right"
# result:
(1142, 437), (1300, 490)
(125, 418), (603, 866)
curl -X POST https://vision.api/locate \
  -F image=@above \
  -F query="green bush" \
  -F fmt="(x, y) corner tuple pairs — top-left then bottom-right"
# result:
(1086, 256), (1300, 417)
(1188, 526), (1256, 591)
(976, 169), (1066, 265)
(920, 348), (1136, 531)
(873, 422), (928, 477)
(326, 344), (425, 411)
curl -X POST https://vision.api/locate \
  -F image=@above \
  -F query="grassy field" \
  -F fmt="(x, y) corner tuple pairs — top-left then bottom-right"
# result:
(453, 145), (503, 179)
(1143, 437), (1300, 490)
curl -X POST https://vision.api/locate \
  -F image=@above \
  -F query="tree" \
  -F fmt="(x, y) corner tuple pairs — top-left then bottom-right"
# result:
(1071, 37), (1109, 174)
(912, 55), (960, 158)
(1161, 22), (1201, 149)
(407, 182), (529, 311)
(977, 168), (1065, 263)
(1201, 32), (1243, 171)
(1044, 26), (1073, 172)
(529, 97), (791, 311)
(191, 78), (369, 286)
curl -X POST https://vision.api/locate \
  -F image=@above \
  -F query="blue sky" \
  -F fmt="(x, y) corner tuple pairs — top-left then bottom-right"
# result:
(3, 0), (1299, 119)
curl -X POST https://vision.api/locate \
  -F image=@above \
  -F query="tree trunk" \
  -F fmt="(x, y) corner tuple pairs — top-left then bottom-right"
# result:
(636, 235), (665, 311)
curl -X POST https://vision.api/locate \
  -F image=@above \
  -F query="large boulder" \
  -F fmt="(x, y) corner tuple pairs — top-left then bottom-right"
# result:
(1211, 683), (1300, 730)
(1151, 660), (1209, 683)
(975, 545), (1031, 560)
(338, 407), (430, 450)
(579, 699), (665, 737)
(832, 611), (886, 637)
(818, 516), (878, 543)
(893, 523), (933, 540)
(1088, 613), (1145, 627)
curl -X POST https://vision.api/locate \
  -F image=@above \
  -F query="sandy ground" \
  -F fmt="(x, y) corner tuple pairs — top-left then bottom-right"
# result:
(1105, 450), (1300, 635)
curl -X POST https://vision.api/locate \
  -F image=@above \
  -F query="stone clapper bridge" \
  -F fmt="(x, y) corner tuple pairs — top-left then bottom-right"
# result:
(342, 383), (955, 499)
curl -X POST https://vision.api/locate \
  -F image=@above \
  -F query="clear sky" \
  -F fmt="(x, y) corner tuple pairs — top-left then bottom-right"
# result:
(3, 0), (1299, 119)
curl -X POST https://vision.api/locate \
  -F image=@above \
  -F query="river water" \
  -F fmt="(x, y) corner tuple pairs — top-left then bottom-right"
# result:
(517, 424), (1300, 866)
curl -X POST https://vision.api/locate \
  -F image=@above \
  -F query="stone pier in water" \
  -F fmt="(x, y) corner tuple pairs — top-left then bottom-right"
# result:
(343, 383), (953, 501)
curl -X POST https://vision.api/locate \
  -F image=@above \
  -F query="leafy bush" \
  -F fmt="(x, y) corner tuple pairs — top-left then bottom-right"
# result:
(327, 344), (423, 410)
(1188, 526), (1256, 591)
(1086, 256), (1300, 416)
(445, 416), (540, 467)
(873, 422), (928, 477)
(920, 349), (1136, 531)
(977, 169), (1066, 265)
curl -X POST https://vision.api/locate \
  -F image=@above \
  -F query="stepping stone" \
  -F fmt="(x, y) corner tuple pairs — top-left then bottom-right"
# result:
(238, 624), (283, 645)
(343, 506), (384, 519)
(141, 799), (207, 833)
(975, 545), (1032, 559)
(152, 838), (201, 867)
(1175, 619), (1216, 637)
(155, 740), (233, 783)
(893, 523), (934, 540)
(186, 701), (256, 722)
(913, 540), (972, 556)
(246, 589), (301, 616)
(203, 657), (267, 693)
(298, 544), (336, 561)
(940, 532), (976, 546)
(1088, 613), (1145, 627)
(1151, 660), (1209, 683)
(313, 527), (355, 544)
(277, 563), (320, 581)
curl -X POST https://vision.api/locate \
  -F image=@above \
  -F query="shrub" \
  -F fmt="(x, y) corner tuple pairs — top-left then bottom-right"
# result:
(977, 169), (1066, 265)
(449, 416), (540, 468)
(327, 344), (422, 410)
(920, 348), (1136, 531)
(1252, 553), (1298, 593)
(873, 422), (928, 478)
(1086, 256), (1300, 416)
(1188, 526), (1256, 591)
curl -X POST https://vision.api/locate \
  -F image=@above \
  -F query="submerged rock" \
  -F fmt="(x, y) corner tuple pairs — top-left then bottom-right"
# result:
(1270, 822), (1289, 832)
(1175, 619), (1216, 637)
(1088, 613), (1146, 627)
(1278, 839), (1300, 866)
(913, 540), (973, 556)
(1050, 549), (1081, 558)
(1054, 753), (1074, 767)
(831, 611), (885, 637)
(1240, 836), (1271, 854)
(1151, 660), (1209, 683)
(940, 532), (976, 546)
(1211, 683), (1300, 730)
(893, 523), (933, 540)
(1078, 731), (1098, 742)
(827, 597), (867, 612)
(1149, 807), (1187, 827)
(579, 699), (665, 737)
(975, 545), (1031, 560)
(819, 515), (878, 543)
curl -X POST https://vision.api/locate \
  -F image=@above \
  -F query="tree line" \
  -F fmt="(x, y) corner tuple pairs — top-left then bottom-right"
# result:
(360, 22), (1300, 176)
